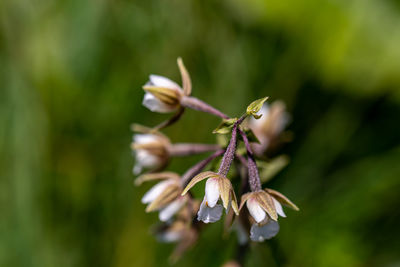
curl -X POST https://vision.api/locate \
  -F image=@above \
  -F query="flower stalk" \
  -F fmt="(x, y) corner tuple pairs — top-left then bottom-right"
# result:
(181, 95), (229, 120)
(217, 124), (238, 176)
(168, 143), (221, 156)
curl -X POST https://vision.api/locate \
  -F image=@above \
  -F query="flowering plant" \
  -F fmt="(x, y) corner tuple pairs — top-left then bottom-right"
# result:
(131, 58), (298, 263)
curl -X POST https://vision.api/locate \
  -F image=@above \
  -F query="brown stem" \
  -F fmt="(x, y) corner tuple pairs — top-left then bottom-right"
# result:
(151, 107), (185, 131)
(217, 124), (238, 176)
(181, 96), (230, 119)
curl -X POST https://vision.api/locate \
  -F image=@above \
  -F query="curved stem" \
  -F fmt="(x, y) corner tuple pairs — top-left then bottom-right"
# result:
(151, 107), (185, 131)
(181, 96), (230, 119)
(239, 128), (262, 191)
(181, 149), (225, 185)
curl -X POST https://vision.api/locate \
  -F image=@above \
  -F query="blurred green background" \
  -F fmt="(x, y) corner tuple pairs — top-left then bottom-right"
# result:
(1, 0), (400, 266)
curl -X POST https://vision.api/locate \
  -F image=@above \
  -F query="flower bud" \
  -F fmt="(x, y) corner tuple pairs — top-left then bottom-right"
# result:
(137, 172), (189, 222)
(142, 75), (184, 113)
(131, 133), (170, 174)
(249, 101), (290, 155)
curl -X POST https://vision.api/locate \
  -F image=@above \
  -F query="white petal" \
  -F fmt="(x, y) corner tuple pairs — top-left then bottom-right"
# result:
(149, 74), (181, 90)
(246, 198), (266, 223)
(134, 150), (160, 174)
(133, 134), (159, 144)
(250, 221), (280, 242)
(159, 197), (186, 222)
(197, 198), (223, 223)
(156, 231), (182, 243)
(142, 92), (176, 113)
(205, 178), (220, 208)
(250, 104), (269, 129)
(273, 197), (286, 218)
(141, 180), (172, 204)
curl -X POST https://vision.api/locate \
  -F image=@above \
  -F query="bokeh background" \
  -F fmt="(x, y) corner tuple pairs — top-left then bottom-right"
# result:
(1, 0), (400, 266)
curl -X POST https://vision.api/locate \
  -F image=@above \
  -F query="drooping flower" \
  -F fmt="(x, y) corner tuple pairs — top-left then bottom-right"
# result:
(181, 171), (239, 223)
(136, 172), (187, 222)
(248, 101), (290, 155)
(153, 214), (198, 262)
(152, 198), (200, 263)
(131, 133), (170, 174)
(239, 188), (298, 242)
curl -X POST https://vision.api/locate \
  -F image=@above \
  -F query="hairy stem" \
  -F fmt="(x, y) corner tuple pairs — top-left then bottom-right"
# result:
(181, 149), (225, 185)
(218, 124), (238, 176)
(239, 128), (262, 191)
(168, 143), (220, 156)
(181, 96), (229, 119)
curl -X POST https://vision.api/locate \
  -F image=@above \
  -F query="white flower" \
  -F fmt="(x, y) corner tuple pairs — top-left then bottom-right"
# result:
(157, 230), (183, 243)
(159, 197), (187, 222)
(250, 220), (280, 242)
(142, 75), (184, 113)
(155, 220), (187, 243)
(181, 171), (239, 223)
(131, 133), (170, 174)
(245, 195), (286, 224)
(239, 189), (298, 242)
(141, 179), (175, 204)
(137, 172), (186, 222)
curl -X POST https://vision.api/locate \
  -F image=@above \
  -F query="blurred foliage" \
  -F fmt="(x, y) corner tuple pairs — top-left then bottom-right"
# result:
(1, 0), (400, 266)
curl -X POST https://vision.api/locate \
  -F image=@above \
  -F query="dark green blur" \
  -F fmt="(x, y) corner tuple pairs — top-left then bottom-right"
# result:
(1, 0), (400, 266)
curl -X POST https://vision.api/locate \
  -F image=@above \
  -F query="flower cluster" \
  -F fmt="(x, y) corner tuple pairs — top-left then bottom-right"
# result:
(131, 58), (298, 262)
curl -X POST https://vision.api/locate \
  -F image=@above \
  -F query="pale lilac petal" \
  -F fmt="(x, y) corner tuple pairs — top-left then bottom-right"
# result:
(205, 178), (220, 208)
(142, 92), (176, 113)
(197, 198), (222, 223)
(273, 197), (286, 218)
(149, 74), (181, 90)
(133, 150), (160, 174)
(136, 150), (159, 167)
(159, 197), (186, 222)
(133, 134), (163, 174)
(141, 180), (172, 204)
(250, 221), (280, 242)
(246, 198), (266, 223)
(133, 134), (159, 144)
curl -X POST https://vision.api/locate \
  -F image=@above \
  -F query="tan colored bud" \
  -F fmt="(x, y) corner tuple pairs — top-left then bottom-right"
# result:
(248, 100), (290, 155)
(142, 57), (192, 114)
(131, 133), (170, 174)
